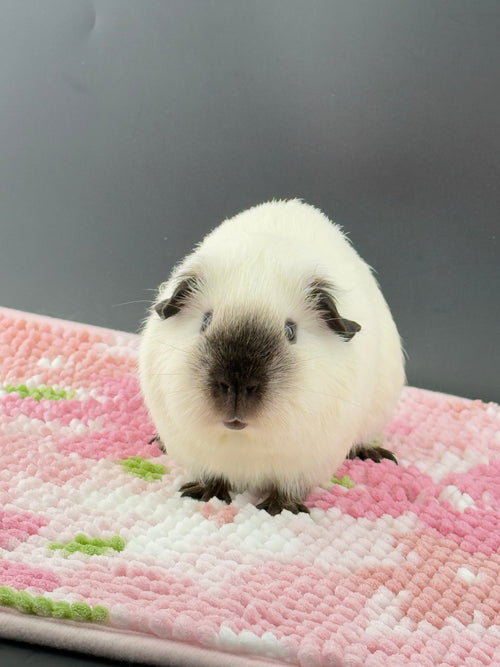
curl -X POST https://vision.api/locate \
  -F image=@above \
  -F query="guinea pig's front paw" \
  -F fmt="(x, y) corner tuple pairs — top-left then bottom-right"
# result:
(257, 488), (310, 516)
(148, 434), (166, 453)
(347, 444), (398, 464)
(179, 477), (232, 504)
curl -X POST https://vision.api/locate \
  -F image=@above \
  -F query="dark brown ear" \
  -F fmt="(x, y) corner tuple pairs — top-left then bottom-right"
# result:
(155, 274), (199, 320)
(308, 279), (361, 341)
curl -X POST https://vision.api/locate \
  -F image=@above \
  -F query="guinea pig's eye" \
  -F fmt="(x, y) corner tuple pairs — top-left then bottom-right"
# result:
(201, 311), (213, 332)
(284, 319), (297, 343)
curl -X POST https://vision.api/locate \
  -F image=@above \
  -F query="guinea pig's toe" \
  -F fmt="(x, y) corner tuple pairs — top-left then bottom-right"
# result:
(201, 476), (232, 503)
(378, 447), (398, 464)
(148, 434), (166, 453)
(180, 477), (232, 504)
(287, 501), (310, 515)
(257, 489), (310, 515)
(348, 444), (398, 464)
(180, 481), (206, 500)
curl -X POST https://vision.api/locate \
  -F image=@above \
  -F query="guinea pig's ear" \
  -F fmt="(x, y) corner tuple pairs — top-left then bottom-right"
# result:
(154, 273), (199, 320)
(307, 279), (361, 341)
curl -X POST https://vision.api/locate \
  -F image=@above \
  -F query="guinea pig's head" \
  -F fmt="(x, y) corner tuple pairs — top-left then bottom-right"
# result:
(152, 266), (361, 434)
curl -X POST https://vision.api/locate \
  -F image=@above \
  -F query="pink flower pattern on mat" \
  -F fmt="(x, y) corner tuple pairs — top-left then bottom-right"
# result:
(0, 561), (60, 592)
(1, 307), (499, 667)
(0, 511), (48, 550)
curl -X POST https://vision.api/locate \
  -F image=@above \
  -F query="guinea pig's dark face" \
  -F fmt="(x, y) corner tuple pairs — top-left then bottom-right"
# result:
(154, 272), (361, 430)
(196, 313), (295, 430)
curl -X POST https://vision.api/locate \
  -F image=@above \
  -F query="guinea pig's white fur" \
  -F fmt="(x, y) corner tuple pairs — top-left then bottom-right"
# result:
(139, 199), (405, 504)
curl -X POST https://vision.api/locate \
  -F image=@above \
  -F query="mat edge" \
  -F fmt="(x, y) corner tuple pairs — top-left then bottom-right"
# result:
(0, 306), (139, 342)
(0, 610), (286, 667)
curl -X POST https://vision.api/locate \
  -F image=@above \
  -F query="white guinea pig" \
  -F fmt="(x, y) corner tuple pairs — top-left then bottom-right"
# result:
(139, 199), (405, 515)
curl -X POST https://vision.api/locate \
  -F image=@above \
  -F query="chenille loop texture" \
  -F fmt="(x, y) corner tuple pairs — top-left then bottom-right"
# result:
(0, 307), (499, 667)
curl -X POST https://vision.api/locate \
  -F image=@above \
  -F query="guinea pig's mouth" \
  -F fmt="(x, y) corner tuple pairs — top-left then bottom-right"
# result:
(223, 419), (248, 430)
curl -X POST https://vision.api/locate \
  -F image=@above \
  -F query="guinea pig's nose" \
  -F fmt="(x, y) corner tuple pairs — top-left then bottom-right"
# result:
(210, 373), (262, 421)
(219, 381), (259, 397)
(219, 381), (234, 396)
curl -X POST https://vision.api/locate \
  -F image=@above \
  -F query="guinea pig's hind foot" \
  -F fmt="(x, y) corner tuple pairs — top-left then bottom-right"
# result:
(257, 488), (310, 516)
(347, 444), (398, 464)
(179, 477), (232, 504)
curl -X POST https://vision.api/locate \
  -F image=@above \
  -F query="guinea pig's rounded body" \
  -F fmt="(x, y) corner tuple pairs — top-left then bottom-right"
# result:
(139, 200), (405, 514)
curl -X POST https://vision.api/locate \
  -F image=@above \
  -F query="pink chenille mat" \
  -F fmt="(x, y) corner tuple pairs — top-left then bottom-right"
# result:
(0, 306), (499, 667)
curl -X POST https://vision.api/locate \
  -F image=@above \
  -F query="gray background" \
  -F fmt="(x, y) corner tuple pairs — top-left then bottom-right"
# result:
(1, 0), (499, 405)
(0, 1), (499, 665)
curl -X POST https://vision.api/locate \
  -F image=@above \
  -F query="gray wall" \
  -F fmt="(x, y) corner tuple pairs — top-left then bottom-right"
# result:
(1, 0), (499, 405)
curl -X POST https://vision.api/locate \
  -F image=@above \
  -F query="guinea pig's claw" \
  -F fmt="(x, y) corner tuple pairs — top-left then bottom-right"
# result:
(180, 478), (232, 504)
(348, 444), (398, 464)
(257, 489), (310, 516)
(148, 434), (166, 453)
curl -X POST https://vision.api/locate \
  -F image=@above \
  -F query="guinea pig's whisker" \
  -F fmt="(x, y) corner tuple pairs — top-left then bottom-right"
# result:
(160, 388), (208, 400)
(112, 300), (152, 308)
(150, 339), (189, 355)
(149, 374), (204, 383)
(298, 387), (364, 409)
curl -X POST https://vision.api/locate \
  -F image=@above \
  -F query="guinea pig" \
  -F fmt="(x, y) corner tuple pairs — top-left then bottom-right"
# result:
(139, 199), (405, 515)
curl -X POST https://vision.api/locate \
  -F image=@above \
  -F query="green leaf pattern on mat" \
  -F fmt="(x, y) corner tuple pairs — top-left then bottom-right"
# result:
(331, 474), (355, 488)
(120, 456), (167, 481)
(4, 383), (76, 401)
(0, 586), (109, 623)
(49, 533), (125, 556)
